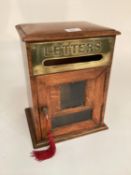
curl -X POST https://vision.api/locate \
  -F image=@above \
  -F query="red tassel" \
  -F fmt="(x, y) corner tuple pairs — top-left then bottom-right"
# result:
(32, 132), (56, 161)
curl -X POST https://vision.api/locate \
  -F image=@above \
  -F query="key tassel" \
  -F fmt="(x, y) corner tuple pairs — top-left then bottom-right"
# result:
(32, 131), (56, 161)
(32, 107), (56, 161)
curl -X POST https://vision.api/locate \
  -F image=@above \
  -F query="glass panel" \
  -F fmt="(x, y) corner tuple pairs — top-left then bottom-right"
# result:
(60, 81), (86, 109)
(52, 109), (92, 129)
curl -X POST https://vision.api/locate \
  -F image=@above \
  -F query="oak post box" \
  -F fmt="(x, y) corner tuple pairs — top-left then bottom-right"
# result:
(16, 22), (120, 148)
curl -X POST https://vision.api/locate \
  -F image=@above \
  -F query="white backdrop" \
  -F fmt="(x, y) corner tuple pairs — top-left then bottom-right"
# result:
(0, 0), (131, 175)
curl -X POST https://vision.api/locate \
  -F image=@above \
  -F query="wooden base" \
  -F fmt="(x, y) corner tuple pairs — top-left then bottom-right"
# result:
(25, 108), (108, 148)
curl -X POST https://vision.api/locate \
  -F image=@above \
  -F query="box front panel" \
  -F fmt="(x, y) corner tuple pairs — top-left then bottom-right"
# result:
(32, 37), (114, 144)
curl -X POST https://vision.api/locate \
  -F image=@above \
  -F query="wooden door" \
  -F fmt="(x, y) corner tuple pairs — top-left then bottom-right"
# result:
(36, 66), (108, 143)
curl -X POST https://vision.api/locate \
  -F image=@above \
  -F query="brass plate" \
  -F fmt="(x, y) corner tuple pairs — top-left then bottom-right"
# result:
(29, 37), (115, 75)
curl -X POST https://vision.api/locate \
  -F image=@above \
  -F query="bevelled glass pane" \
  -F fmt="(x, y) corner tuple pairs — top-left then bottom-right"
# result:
(52, 109), (92, 129)
(60, 81), (86, 109)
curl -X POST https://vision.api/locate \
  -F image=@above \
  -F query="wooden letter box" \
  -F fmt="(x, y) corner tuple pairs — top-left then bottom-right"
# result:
(16, 22), (120, 148)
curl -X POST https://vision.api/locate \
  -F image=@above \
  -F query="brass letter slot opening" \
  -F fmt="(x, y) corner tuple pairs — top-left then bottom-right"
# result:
(43, 54), (103, 66)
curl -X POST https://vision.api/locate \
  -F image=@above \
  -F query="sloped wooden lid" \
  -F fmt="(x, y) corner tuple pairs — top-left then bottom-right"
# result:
(16, 21), (120, 42)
